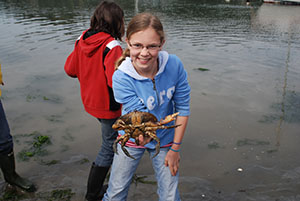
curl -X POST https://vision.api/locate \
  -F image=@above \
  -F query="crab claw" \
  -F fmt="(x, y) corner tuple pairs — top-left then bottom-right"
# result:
(112, 119), (126, 130)
(159, 112), (179, 124)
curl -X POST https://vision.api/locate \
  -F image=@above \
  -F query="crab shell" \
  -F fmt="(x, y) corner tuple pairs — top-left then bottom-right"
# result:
(112, 111), (180, 159)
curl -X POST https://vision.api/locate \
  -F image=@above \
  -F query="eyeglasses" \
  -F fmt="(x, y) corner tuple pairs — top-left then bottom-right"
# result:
(128, 42), (161, 52)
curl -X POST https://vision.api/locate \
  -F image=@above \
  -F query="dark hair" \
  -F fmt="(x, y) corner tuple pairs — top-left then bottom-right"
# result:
(90, 1), (124, 40)
(115, 13), (164, 69)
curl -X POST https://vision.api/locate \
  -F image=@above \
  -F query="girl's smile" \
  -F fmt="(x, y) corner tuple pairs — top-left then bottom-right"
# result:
(127, 27), (164, 79)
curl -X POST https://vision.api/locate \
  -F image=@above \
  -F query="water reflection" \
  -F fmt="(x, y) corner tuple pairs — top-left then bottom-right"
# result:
(255, 3), (300, 33)
(254, 4), (300, 147)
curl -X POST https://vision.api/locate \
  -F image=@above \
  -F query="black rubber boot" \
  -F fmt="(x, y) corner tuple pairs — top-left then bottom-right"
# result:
(85, 163), (110, 201)
(0, 151), (36, 192)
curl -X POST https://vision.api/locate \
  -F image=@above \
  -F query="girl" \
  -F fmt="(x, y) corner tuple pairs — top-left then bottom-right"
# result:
(103, 13), (190, 201)
(64, 1), (124, 200)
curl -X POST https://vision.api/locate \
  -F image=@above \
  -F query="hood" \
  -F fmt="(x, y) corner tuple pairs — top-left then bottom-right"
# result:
(118, 51), (169, 80)
(78, 31), (111, 57)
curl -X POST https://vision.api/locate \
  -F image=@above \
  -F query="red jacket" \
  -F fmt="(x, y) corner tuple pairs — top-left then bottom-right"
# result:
(64, 30), (122, 119)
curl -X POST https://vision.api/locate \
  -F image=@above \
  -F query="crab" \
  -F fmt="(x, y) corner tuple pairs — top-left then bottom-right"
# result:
(112, 111), (181, 159)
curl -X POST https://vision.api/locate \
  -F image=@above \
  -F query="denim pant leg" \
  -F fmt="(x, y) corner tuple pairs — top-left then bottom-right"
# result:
(94, 118), (119, 167)
(103, 143), (145, 201)
(0, 100), (13, 155)
(149, 147), (181, 201)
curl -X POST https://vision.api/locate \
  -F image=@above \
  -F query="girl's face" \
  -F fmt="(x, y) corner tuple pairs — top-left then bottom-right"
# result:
(126, 27), (164, 77)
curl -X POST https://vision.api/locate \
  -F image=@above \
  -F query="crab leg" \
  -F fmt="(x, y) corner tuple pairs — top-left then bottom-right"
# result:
(113, 132), (138, 160)
(113, 135), (125, 154)
(114, 133), (137, 160)
(145, 124), (181, 132)
(121, 136), (136, 160)
(146, 131), (161, 158)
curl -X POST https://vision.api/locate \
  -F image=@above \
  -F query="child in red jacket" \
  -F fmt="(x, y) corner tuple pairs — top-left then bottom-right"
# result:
(64, 1), (124, 200)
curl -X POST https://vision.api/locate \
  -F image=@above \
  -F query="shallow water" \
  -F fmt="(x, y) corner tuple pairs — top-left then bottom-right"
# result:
(1, 0), (300, 200)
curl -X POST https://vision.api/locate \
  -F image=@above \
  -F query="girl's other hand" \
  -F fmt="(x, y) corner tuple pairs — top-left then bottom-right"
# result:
(164, 150), (180, 176)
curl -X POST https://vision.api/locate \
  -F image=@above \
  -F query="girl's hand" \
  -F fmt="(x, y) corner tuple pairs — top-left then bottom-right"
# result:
(136, 135), (152, 146)
(163, 115), (188, 176)
(164, 148), (180, 176)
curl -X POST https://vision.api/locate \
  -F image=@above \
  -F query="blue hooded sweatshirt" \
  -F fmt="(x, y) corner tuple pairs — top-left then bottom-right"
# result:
(112, 51), (191, 149)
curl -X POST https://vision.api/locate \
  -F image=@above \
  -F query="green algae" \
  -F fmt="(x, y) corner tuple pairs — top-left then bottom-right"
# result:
(15, 131), (51, 162)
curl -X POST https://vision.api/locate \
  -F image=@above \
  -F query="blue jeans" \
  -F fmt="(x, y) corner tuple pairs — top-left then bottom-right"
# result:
(103, 143), (181, 201)
(94, 118), (119, 167)
(0, 100), (13, 155)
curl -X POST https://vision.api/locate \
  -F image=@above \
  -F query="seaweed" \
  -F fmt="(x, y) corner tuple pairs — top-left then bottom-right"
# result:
(26, 94), (37, 102)
(132, 174), (157, 186)
(34, 135), (51, 148)
(266, 149), (278, 154)
(236, 138), (270, 147)
(16, 132), (52, 162)
(0, 190), (26, 201)
(13, 132), (37, 145)
(60, 145), (70, 153)
(0, 185), (32, 201)
(45, 114), (63, 123)
(78, 158), (90, 164)
(24, 92), (62, 104)
(14, 130), (75, 165)
(208, 141), (224, 149)
(193, 67), (210, 71)
(48, 189), (74, 200)
(36, 189), (75, 201)
(39, 159), (60, 166)
(0, 187), (75, 201)
(62, 132), (74, 141)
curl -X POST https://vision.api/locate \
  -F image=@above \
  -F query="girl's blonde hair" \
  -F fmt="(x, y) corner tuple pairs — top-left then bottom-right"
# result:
(115, 13), (165, 69)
